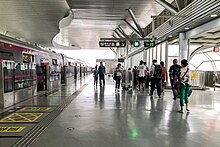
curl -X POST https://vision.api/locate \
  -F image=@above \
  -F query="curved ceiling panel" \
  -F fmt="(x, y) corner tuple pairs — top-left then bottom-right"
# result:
(53, 0), (173, 49)
(0, 0), (70, 46)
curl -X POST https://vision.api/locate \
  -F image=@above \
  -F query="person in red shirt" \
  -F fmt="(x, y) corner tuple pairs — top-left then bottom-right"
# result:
(160, 61), (168, 94)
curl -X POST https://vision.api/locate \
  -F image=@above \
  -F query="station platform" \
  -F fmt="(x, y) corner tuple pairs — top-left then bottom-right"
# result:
(1, 76), (220, 147)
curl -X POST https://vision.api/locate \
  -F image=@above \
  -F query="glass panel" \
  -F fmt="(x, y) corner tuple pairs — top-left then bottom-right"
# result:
(206, 52), (220, 60)
(50, 65), (61, 81)
(162, 43), (166, 63)
(197, 62), (214, 71)
(149, 48), (152, 64)
(66, 66), (74, 78)
(213, 61), (220, 71)
(168, 45), (179, 56)
(157, 45), (161, 62)
(3, 62), (14, 93)
(14, 63), (31, 90)
(37, 65), (46, 92)
(153, 46), (157, 59)
(31, 63), (37, 86)
(190, 54), (208, 68)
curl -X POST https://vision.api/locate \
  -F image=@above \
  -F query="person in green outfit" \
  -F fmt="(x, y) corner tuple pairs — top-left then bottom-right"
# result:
(178, 59), (191, 113)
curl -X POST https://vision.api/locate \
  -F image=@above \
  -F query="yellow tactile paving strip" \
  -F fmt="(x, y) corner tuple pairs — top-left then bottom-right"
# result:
(0, 113), (43, 123)
(0, 126), (26, 132)
(20, 107), (51, 111)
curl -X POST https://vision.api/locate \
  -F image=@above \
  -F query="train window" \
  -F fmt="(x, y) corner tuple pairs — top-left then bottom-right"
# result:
(52, 59), (58, 65)
(23, 54), (33, 63)
(14, 63), (31, 90)
(0, 51), (14, 60)
(50, 65), (61, 82)
(3, 62), (14, 93)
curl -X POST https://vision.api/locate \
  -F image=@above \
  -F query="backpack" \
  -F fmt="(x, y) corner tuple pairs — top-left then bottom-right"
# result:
(99, 66), (105, 75)
(154, 64), (163, 79)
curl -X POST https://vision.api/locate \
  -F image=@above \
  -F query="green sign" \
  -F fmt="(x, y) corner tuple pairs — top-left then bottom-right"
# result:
(133, 41), (140, 47)
(144, 42), (155, 47)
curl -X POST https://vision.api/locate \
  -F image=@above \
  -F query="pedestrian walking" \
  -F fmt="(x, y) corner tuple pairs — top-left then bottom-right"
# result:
(149, 59), (163, 98)
(160, 61), (168, 93)
(93, 65), (99, 86)
(114, 63), (123, 92)
(178, 59), (191, 113)
(137, 60), (147, 91)
(98, 62), (106, 87)
(169, 59), (181, 100)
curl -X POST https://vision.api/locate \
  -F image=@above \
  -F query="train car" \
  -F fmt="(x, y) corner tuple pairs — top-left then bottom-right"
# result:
(61, 54), (76, 85)
(0, 37), (91, 108)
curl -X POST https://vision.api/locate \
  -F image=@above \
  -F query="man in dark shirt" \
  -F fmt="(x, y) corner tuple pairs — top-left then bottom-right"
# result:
(98, 62), (106, 87)
(169, 59), (181, 100)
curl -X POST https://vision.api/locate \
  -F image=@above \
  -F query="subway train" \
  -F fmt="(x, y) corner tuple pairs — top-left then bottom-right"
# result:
(0, 38), (92, 108)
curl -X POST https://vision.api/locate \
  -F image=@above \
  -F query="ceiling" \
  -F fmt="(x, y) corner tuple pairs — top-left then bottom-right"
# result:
(0, 0), (69, 46)
(53, 0), (173, 49)
(0, 0), (173, 49)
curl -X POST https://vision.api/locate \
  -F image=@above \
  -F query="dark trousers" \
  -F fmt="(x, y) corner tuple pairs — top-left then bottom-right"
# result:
(99, 74), (105, 86)
(150, 77), (162, 96)
(115, 76), (121, 89)
(170, 79), (178, 98)
(94, 77), (98, 86)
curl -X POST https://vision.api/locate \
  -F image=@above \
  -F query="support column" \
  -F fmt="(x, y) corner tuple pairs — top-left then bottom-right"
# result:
(179, 33), (189, 61)
(125, 41), (129, 89)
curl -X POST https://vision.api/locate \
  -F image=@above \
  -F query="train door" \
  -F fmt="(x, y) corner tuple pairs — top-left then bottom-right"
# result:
(74, 63), (77, 79)
(80, 64), (82, 78)
(0, 60), (15, 108)
(61, 65), (67, 84)
(37, 64), (47, 92)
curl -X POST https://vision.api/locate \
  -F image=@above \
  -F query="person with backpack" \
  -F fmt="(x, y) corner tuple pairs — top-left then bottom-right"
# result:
(137, 60), (147, 91)
(178, 59), (191, 113)
(169, 59), (182, 100)
(98, 62), (106, 87)
(114, 63), (123, 92)
(149, 59), (163, 98)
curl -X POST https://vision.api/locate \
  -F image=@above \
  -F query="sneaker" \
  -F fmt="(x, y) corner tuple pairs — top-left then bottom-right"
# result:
(173, 97), (176, 100)
(158, 95), (162, 98)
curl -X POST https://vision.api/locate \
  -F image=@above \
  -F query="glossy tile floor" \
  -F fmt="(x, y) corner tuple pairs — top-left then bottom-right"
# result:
(31, 77), (220, 147)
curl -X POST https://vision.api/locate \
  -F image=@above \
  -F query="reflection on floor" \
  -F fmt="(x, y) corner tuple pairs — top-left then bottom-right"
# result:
(31, 78), (220, 147)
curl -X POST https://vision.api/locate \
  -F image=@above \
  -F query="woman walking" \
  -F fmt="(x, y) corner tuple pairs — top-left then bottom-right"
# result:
(115, 63), (123, 92)
(178, 59), (191, 113)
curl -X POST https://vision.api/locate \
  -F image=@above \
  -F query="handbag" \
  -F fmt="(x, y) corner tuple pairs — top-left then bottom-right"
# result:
(173, 68), (189, 91)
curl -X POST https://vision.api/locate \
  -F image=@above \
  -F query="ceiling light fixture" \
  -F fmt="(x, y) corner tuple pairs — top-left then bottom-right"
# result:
(169, 35), (173, 37)
(211, 14), (218, 17)
(185, 27), (190, 30)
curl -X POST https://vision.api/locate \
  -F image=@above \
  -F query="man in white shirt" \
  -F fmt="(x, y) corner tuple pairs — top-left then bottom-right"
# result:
(137, 60), (146, 91)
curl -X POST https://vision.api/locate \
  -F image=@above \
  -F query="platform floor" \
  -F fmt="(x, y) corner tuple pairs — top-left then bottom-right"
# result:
(28, 77), (220, 147)
(1, 76), (220, 147)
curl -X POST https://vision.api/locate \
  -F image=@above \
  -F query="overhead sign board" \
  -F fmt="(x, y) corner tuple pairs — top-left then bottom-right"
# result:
(99, 41), (126, 47)
(144, 42), (156, 48)
(213, 46), (219, 52)
(118, 58), (124, 63)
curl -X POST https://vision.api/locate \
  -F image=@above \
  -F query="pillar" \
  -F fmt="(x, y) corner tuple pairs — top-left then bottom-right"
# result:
(179, 33), (189, 61)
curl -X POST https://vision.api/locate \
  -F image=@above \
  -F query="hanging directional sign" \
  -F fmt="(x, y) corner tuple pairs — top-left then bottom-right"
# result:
(133, 41), (140, 47)
(144, 41), (156, 47)
(99, 41), (126, 47)
(213, 46), (219, 52)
